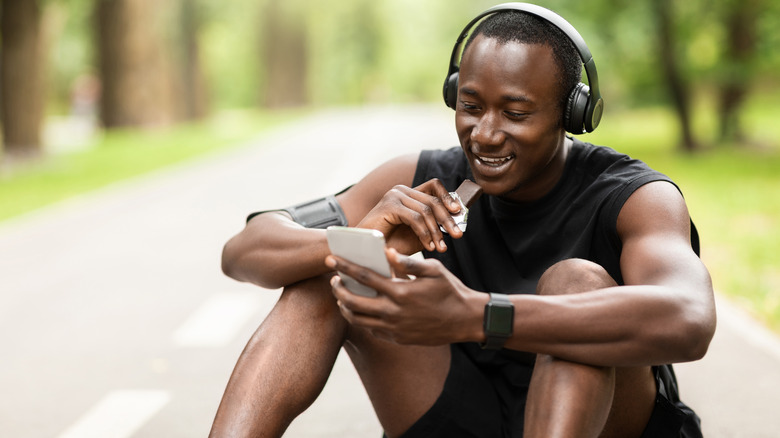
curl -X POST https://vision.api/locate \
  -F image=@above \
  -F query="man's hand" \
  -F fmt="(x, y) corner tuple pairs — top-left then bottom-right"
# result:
(326, 248), (486, 345)
(356, 179), (464, 255)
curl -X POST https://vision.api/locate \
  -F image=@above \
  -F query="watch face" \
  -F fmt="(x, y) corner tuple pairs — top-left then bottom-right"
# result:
(487, 303), (514, 335)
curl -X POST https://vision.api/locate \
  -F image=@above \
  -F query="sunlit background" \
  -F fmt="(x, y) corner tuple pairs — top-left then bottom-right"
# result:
(5, 0), (777, 332)
(1, 0), (779, 436)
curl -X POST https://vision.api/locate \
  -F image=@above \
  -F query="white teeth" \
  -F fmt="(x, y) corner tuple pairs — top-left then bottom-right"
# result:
(477, 155), (512, 164)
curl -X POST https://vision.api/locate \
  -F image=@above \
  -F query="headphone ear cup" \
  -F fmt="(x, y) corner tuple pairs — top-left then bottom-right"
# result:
(564, 83), (589, 134)
(443, 72), (460, 110)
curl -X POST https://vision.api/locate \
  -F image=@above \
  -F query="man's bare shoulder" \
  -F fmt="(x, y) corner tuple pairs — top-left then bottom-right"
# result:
(617, 180), (691, 240)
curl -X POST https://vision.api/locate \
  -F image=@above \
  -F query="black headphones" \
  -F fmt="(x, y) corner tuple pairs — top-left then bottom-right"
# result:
(442, 2), (603, 134)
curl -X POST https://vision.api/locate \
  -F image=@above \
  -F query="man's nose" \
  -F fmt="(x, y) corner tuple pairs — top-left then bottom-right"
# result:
(471, 111), (504, 146)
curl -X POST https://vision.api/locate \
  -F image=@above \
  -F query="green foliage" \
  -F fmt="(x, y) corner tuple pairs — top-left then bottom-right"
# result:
(301, 0), (494, 105)
(46, 1), (95, 114)
(755, 0), (780, 75)
(199, 0), (262, 108)
(42, 0), (780, 112)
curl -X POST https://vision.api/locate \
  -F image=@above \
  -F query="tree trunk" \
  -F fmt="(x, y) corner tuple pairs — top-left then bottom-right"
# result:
(718, 0), (761, 144)
(261, 0), (308, 108)
(179, 0), (208, 121)
(1, 0), (44, 158)
(94, 0), (173, 128)
(651, 0), (697, 151)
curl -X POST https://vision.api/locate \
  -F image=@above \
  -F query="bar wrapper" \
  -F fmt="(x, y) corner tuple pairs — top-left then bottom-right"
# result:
(440, 180), (482, 234)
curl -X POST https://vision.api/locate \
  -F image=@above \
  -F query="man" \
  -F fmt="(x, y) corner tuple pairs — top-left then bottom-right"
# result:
(211, 5), (715, 437)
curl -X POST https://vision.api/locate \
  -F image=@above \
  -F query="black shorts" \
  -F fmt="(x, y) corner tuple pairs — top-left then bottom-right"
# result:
(396, 344), (702, 438)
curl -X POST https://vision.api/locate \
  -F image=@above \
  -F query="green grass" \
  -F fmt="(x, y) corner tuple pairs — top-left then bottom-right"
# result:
(0, 109), (303, 222)
(588, 100), (780, 333)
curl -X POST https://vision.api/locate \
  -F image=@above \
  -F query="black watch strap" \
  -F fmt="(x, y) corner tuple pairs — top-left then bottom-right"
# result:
(480, 293), (514, 350)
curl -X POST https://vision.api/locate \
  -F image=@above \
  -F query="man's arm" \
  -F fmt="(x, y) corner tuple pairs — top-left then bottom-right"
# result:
(329, 181), (716, 367)
(506, 180), (716, 366)
(221, 153), (420, 289)
(221, 152), (464, 289)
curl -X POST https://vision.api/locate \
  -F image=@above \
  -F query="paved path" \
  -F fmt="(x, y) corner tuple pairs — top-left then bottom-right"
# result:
(1, 105), (778, 437)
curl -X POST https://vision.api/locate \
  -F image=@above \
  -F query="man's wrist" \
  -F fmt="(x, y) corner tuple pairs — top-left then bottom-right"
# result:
(480, 293), (514, 350)
(460, 291), (491, 344)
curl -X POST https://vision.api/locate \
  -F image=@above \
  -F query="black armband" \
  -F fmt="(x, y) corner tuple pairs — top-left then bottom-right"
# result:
(246, 195), (348, 229)
(283, 195), (348, 229)
(246, 187), (351, 229)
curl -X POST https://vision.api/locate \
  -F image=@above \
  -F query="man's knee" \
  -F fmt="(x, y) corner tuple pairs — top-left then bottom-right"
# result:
(537, 258), (617, 296)
(248, 273), (346, 351)
(277, 273), (341, 320)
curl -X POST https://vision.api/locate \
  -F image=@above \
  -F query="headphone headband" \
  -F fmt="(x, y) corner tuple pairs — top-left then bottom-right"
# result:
(443, 2), (603, 133)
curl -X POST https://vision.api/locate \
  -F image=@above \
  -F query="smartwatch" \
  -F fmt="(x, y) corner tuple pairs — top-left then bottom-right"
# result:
(480, 293), (514, 350)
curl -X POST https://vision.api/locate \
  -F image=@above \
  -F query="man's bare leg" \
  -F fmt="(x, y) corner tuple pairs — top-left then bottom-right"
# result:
(524, 259), (656, 438)
(342, 325), (451, 438)
(209, 274), (348, 438)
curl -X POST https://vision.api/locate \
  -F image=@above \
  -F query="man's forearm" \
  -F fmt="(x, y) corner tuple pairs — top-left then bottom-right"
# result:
(504, 285), (715, 367)
(222, 213), (333, 289)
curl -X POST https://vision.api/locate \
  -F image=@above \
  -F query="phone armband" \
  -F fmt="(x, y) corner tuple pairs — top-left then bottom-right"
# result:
(284, 195), (348, 229)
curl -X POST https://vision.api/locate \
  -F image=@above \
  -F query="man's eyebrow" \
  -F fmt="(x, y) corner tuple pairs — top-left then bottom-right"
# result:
(460, 87), (479, 97)
(459, 87), (532, 103)
(502, 94), (531, 103)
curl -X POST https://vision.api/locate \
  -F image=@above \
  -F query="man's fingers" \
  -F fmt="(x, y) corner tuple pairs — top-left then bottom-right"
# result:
(331, 276), (393, 331)
(328, 255), (388, 290)
(409, 180), (464, 238)
(392, 195), (440, 252)
(331, 275), (382, 314)
(394, 185), (460, 249)
(415, 178), (462, 214)
(387, 248), (441, 279)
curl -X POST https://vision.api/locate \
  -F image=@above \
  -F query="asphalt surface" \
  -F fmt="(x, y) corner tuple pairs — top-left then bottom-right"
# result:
(1, 104), (778, 437)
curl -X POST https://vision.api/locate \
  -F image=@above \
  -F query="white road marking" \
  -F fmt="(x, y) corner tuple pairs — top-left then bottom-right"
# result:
(172, 292), (263, 348)
(57, 390), (170, 438)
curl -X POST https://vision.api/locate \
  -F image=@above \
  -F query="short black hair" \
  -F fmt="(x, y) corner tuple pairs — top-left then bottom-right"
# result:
(463, 10), (582, 112)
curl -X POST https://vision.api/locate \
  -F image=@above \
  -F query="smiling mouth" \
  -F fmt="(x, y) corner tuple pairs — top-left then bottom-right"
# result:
(475, 154), (514, 167)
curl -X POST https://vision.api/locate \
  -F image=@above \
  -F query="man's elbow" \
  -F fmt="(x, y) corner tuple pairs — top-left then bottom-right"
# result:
(679, 310), (717, 362)
(221, 240), (287, 289)
(221, 237), (256, 283)
(221, 240), (241, 281)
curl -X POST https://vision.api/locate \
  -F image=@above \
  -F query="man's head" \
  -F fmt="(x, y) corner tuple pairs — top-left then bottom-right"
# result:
(455, 33), (569, 202)
(449, 6), (603, 203)
(443, 5), (603, 134)
(463, 10), (582, 117)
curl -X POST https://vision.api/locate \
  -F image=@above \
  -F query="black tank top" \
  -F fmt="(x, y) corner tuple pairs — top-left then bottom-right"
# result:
(412, 139), (699, 293)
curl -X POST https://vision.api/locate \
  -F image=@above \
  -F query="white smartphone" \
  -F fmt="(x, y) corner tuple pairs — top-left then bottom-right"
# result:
(326, 226), (392, 297)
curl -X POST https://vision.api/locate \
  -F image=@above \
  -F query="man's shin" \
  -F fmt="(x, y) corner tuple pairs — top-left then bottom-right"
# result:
(524, 354), (615, 438)
(524, 258), (618, 438)
(209, 274), (347, 438)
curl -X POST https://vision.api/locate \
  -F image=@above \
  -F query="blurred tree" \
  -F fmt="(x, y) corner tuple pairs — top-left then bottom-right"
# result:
(651, 0), (697, 151)
(1, 0), (44, 158)
(177, 0), (208, 120)
(718, 0), (762, 143)
(197, 0), (260, 108)
(373, 0), (489, 103)
(305, 0), (381, 105)
(261, 0), (308, 108)
(568, 0), (776, 149)
(94, 0), (174, 128)
(25, 0), (780, 144)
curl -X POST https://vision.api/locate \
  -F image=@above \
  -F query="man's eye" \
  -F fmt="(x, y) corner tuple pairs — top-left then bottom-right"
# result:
(460, 102), (479, 110)
(505, 111), (527, 119)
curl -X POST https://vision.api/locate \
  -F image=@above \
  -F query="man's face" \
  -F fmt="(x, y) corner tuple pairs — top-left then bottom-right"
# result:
(455, 34), (568, 203)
